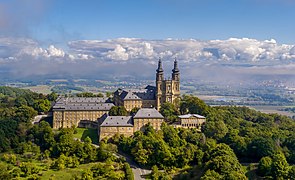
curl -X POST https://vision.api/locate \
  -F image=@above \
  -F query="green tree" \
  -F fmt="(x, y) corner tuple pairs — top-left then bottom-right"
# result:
(106, 91), (112, 98)
(130, 107), (140, 115)
(33, 99), (51, 113)
(47, 92), (58, 101)
(83, 137), (96, 163)
(203, 120), (228, 141)
(248, 137), (277, 160)
(53, 154), (67, 170)
(124, 162), (134, 180)
(258, 156), (272, 176)
(0, 163), (12, 179)
(201, 170), (223, 180)
(151, 165), (159, 180)
(15, 97), (28, 107)
(15, 105), (37, 123)
(29, 121), (55, 151)
(271, 153), (290, 179)
(81, 169), (93, 180)
(288, 166), (295, 179)
(180, 95), (210, 116)
(160, 102), (179, 122)
(109, 106), (128, 116)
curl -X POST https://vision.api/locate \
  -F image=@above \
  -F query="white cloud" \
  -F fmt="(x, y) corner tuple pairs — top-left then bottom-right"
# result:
(68, 38), (295, 64)
(1, 37), (295, 79)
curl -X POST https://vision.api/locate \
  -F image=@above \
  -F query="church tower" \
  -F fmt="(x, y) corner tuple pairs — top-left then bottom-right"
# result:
(155, 58), (180, 110)
(171, 58), (180, 102)
(156, 58), (164, 110)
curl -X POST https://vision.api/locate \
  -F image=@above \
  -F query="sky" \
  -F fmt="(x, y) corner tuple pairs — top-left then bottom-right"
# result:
(0, 0), (295, 81)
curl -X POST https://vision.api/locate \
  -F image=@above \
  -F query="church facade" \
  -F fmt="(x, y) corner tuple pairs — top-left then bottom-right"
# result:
(113, 58), (181, 111)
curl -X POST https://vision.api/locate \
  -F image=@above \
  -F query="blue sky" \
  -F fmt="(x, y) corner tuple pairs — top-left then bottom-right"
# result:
(1, 0), (295, 80)
(20, 0), (295, 44)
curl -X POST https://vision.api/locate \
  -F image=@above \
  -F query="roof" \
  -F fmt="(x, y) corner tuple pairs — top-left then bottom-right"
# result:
(52, 97), (114, 111)
(178, 114), (206, 119)
(134, 108), (164, 119)
(100, 115), (133, 127)
(114, 87), (156, 101)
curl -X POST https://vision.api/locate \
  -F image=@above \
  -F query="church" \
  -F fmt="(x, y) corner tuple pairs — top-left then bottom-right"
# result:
(113, 58), (181, 111)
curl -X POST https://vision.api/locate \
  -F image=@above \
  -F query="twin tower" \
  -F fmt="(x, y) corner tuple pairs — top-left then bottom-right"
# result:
(155, 58), (180, 110)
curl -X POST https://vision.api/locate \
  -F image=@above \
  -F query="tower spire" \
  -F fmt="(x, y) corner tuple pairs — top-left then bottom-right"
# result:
(157, 57), (163, 73)
(172, 57), (179, 73)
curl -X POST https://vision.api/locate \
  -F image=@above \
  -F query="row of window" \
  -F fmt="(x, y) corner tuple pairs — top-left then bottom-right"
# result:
(182, 124), (201, 128)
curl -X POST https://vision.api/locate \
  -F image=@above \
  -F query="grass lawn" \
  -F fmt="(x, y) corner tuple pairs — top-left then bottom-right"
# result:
(40, 163), (96, 180)
(73, 128), (99, 144)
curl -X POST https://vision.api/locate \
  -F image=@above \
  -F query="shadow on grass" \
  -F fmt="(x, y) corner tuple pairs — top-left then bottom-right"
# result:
(81, 128), (99, 144)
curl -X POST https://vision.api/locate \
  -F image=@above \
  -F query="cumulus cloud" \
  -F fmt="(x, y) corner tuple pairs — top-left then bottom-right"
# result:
(68, 38), (295, 63)
(1, 37), (295, 81)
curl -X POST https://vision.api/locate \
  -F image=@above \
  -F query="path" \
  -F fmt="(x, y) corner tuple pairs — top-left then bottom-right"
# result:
(32, 115), (48, 124)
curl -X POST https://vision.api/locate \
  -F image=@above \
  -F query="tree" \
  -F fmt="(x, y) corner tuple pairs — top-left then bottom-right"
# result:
(271, 153), (290, 179)
(15, 97), (28, 107)
(151, 165), (159, 180)
(288, 166), (295, 179)
(0, 163), (12, 179)
(109, 106), (128, 116)
(47, 92), (58, 101)
(160, 102), (179, 122)
(124, 162), (134, 180)
(203, 120), (228, 141)
(258, 156), (272, 176)
(130, 107), (140, 115)
(248, 137), (277, 160)
(201, 170), (223, 180)
(15, 105), (37, 123)
(83, 137), (96, 163)
(29, 121), (55, 151)
(180, 95), (210, 116)
(53, 154), (67, 170)
(33, 99), (51, 113)
(106, 92), (112, 98)
(81, 169), (93, 180)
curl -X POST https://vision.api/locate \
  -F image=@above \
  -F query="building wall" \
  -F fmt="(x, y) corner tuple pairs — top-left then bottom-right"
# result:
(156, 79), (180, 110)
(180, 117), (206, 129)
(99, 126), (134, 141)
(142, 100), (156, 108)
(123, 100), (142, 111)
(53, 111), (63, 129)
(133, 118), (163, 132)
(53, 110), (108, 129)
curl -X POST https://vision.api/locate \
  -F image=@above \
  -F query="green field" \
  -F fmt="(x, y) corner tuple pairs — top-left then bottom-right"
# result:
(22, 85), (53, 94)
(251, 105), (295, 117)
(73, 128), (99, 144)
(39, 163), (91, 180)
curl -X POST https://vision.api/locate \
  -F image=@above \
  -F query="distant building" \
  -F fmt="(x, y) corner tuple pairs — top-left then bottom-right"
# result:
(173, 114), (206, 130)
(52, 97), (114, 129)
(99, 108), (164, 141)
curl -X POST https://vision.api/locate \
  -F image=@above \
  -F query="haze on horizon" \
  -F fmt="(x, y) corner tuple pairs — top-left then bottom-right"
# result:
(0, 0), (295, 83)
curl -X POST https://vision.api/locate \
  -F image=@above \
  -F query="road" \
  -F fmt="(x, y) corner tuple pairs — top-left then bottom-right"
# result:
(32, 115), (48, 124)
(117, 151), (151, 180)
(89, 142), (150, 179)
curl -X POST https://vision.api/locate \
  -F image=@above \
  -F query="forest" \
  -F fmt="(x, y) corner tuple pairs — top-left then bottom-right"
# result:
(1, 86), (295, 179)
(114, 95), (295, 179)
(0, 87), (133, 179)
